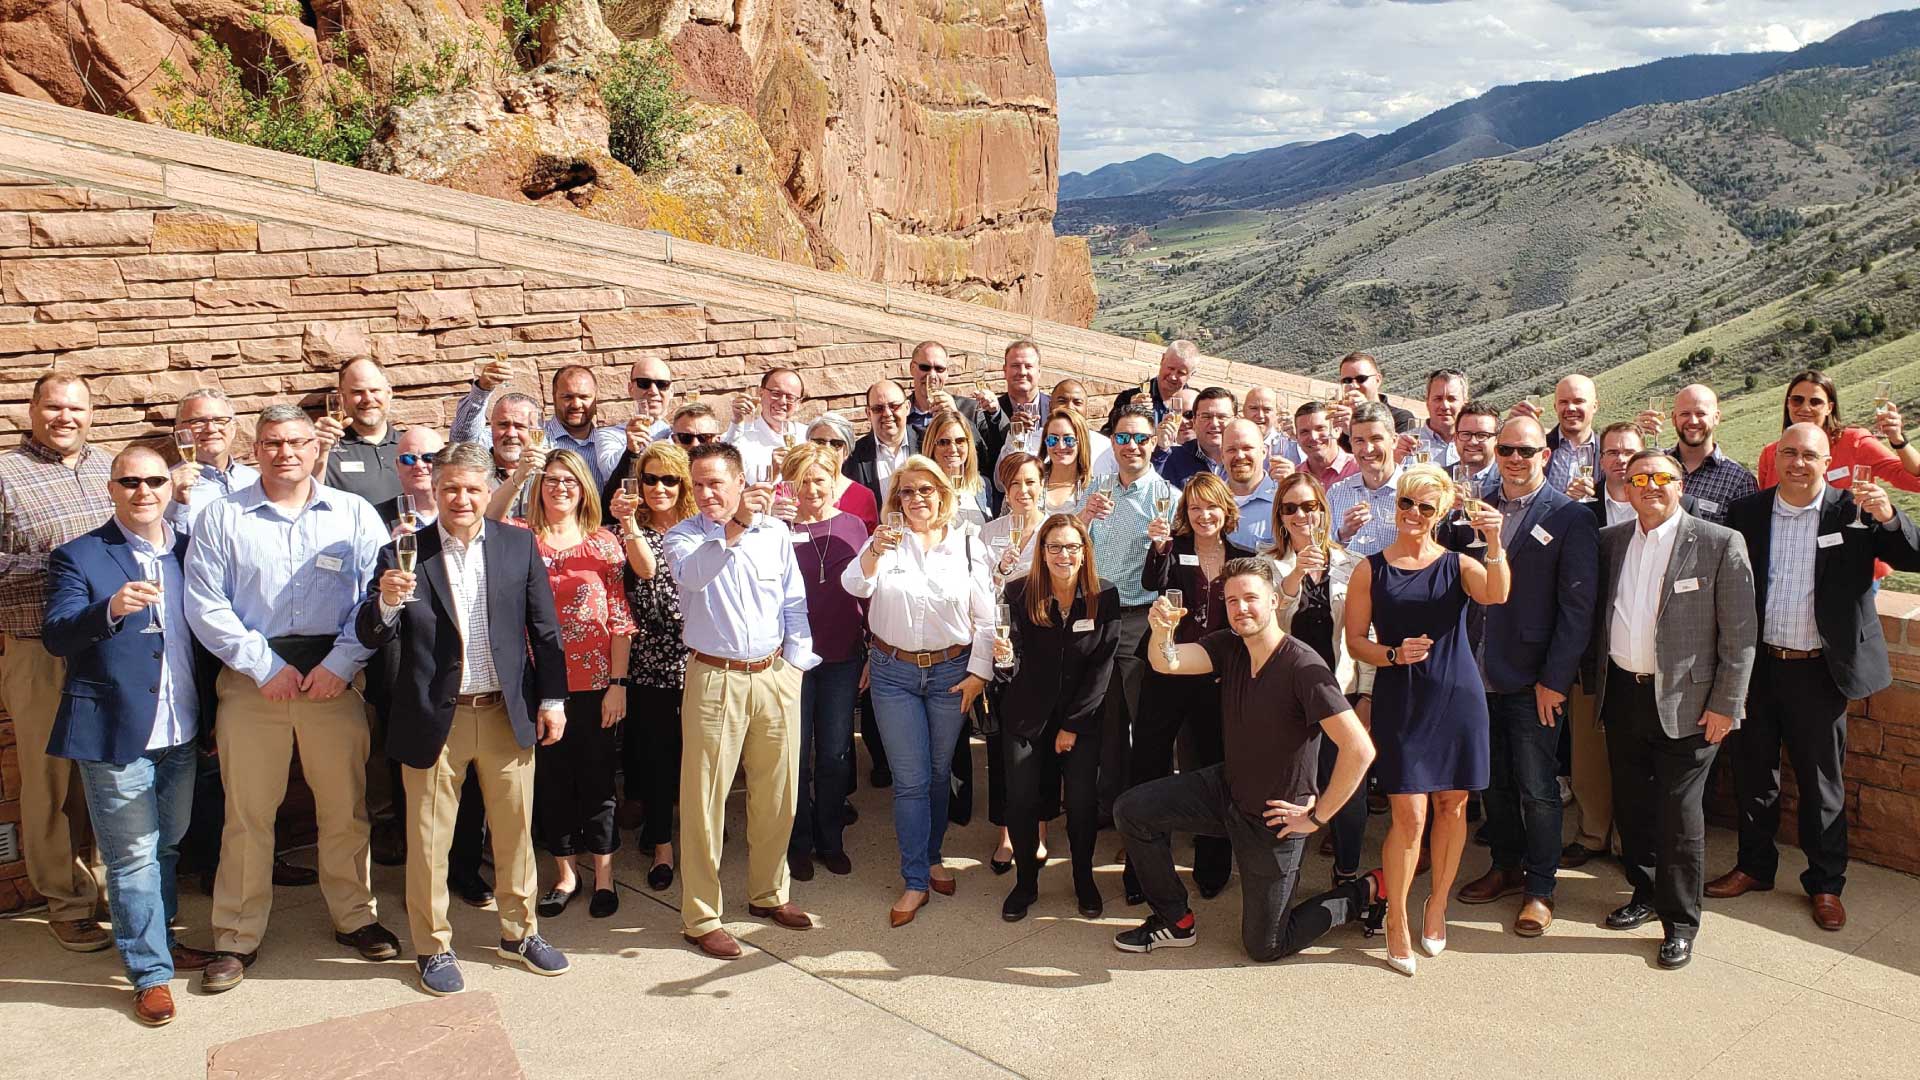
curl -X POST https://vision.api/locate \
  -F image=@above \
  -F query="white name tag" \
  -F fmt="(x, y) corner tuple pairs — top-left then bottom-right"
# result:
(1817, 532), (1844, 549)
(1178, 553), (1200, 566)
(791, 532), (807, 544)
(315, 554), (345, 572)
(1072, 618), (1096, 633)
(1695, 498), (1719, 514)
(1530, 524), (1553, 546)
(1673, 577), (1701, 594)
(338, 460), (365, 473)
(1826, 466), (1851, 482)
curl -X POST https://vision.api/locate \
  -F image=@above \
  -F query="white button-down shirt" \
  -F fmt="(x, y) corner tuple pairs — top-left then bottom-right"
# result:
(842, 522), (996, 681)
(124, 526), (197, 750)
(1602, 489), (1636, 527)
(1610, 510), (1683, 674)
(1764, 489), (1823, 650)
(725, 415), (809, 479)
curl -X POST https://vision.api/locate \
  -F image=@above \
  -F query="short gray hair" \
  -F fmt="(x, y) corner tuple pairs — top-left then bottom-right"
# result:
(1164, 339), (1200, 364)
(258, 403), (312, 428)
(807, 410), (856, 451)
(177, 388), (231, 410)
(1350, 401), (1393, 431)
(672, 400), (717, 425)
(432, 442), (494, 484)
(491, 392), (541, 422)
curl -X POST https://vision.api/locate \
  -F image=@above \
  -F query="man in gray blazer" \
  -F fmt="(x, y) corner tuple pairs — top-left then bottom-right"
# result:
(1592, 448), (1756, 970)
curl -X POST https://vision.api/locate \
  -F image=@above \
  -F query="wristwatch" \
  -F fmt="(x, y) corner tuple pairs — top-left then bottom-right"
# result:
(1385, 645), (1398, 665)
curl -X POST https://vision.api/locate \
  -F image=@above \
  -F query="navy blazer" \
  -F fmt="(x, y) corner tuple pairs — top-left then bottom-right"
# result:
(1728, 485), (1920, 701)
(1479, 483), (1599, 695)
(43, 519), (217, 766)
(354, 523), (568, 769)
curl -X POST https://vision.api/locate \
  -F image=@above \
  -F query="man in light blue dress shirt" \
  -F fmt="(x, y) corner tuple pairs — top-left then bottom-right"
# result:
(665, 442), (819, 960)
(1326, 403), (1405, 558)
(167, 388), (258, 536)
(1222, 419), (1279, 551)
(182, 405), (398, 993)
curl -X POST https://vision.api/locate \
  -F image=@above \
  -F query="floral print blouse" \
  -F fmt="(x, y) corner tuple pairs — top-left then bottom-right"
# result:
(621, 524), (687, 690)
(518, 523), (636, 693)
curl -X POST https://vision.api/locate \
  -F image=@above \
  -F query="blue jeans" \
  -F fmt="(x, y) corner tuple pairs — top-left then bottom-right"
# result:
(792, 657), (862, 860)
(76, 743), (197, 991)
(867, 647), (973, 891)
(1485, 689), (1563, 898)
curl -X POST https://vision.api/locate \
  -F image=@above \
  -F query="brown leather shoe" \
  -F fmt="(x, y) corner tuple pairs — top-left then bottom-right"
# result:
(201, 951), (255, 994)
(1811, 893), (1847, 931)
(1704, 869), (1773, 899)
(170, 942), (216, 972)
(1457, 866), (1525, 905)
(1514, 896), (1555, 937)
(49, 918), (111, 953)
(683, 928), (742, 960)
(929, 874), (956, 897)
(747, 902), (814, 930)
(133, 985), (175, 1026)
(889, 892), (929, 928)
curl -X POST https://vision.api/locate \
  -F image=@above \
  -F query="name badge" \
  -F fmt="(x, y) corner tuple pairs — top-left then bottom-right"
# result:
(1072, 618), (1096, 633)
(1530, 524), (1553, 546)
(1817, 532), (1844, 549)
(791, 532), (808, 544)
(1673, 577), (1701, 594)
(1178, 553), (1200, 566)
(338, 460), (366, 473)
(315, 554), (345, 572)
(1826, 466), (1851, 482)
(1695, 498), (1719, 514)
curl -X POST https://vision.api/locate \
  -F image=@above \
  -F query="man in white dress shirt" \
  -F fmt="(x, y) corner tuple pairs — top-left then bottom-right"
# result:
(724, 367), (809, 477)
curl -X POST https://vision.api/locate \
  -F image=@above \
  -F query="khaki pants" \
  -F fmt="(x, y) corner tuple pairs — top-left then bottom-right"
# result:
(0, 635), (101, 920)
(211, 667), (376, 955)
(1568, 680), (1615, 851)
(679, 657), (801, 937)
(403, 703), (536, 955)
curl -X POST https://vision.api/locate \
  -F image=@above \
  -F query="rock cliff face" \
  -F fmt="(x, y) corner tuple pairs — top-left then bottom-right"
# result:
(0, 0), (1095, 324)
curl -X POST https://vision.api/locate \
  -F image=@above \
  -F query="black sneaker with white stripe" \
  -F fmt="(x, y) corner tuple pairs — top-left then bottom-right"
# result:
(1113, 913), (1196, 953)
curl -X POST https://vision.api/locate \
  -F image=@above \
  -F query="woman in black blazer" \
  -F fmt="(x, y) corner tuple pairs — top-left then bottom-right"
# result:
(993, 513), (1121, 923)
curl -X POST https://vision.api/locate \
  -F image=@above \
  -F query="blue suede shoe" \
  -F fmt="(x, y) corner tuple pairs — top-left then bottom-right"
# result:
(417, 953), (464, 996)
(498, 934), (569, 976)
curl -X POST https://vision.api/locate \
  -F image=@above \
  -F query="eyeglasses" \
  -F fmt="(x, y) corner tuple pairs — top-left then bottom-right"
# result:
(868, 400), (906, 415)
(1112, 432), (1153, 446)
(1044, 434), (1078, 448)
(540, 474), (582, 489)
(672, 432), (719, 446)
(1278, 500), (1322, 517)
(1339, 374), (1375, 386)
(112, 476), (169, 490)
(1396, 496), (1439, 519)
(1628, 472), (1680, 489)
(898, 484), (939, 500)
(1496, 444), (1544, 459)
(1456, 429), (1496, 442)
(762, 389), (800, 405)
(1776, 448), (1828, 463)
(810, 437), (848, 450)
(1043, 542), (1084, 556)
(398, 452), (437, 467)
(257, 437), (317, 453)
(639, 473), (682, 488)
(180, 416), (233, 430)
(630, 377), (672, 392)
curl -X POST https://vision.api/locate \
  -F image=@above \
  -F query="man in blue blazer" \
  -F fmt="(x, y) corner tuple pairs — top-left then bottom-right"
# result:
(43, 444), (217, 1026)
(1454, 416), (1599, 937)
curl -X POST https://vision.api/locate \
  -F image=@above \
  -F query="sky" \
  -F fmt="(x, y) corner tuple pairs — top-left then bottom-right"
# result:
(1052, 0), (1914, 175)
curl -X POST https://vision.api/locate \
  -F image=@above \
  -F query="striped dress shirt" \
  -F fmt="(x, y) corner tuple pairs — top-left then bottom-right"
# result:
(1763, 492), (1823, 651)
(1326, 466), (1404, 558)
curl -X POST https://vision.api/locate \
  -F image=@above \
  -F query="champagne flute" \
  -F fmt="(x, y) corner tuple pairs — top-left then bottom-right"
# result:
(1874, 380), (1896, 437)
(139, 557), (165, 634)
(1576, 444), (1596, 486)
(395, 531), (420, 602)
(994, 602), (1014, 669)
(324, 391), (346, 454)
(620, 477), (639, 503)
(1154, 494), (1173, 524)
(1414, 449), (1431, 466)
(1161, 588), (1184, 664)
(174, 426), (197, 467)
(397, 493), (419, 534)
(1462, 491), (1487, 548)
(885, 511), (908, 573)
(1450, 463), (1471, 525)
(1848, 465), (1874, 528)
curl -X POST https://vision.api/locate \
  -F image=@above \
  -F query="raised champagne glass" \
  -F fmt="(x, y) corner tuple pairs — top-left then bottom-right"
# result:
(994, 602), (1014, 669)
(140, 557), (165, 634)
(395, 531), (420, 602)
(1848, 464), (1874, 528)
(885, 511), (907, 574)
(175, 427), (197, 466)
(1161, 588), (1183, 664)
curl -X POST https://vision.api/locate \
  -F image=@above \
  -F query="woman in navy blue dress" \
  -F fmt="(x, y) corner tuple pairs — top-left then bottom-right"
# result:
(1344, 464), (1509, 975)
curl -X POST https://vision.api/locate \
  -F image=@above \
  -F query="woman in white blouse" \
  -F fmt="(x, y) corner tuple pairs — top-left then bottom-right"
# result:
(842, 456), (997, 928)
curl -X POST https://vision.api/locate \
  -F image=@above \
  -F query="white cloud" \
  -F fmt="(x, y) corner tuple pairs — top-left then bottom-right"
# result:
(1054, 0), (1913, 174)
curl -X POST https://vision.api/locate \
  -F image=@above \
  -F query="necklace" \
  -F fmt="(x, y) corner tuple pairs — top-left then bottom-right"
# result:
(800, 517), (831, 583)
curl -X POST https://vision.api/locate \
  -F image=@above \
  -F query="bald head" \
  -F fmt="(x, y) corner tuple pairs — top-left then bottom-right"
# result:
(1673, 384), (1722, 450)
(1554, 374), (1597, 440)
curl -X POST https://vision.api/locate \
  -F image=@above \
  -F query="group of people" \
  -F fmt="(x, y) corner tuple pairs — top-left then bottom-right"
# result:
(2, 336), (1917, 1025)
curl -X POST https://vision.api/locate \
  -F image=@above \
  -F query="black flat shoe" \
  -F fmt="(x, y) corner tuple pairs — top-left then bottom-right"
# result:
(820, 851), (853, 876)
(537, 885), (576, 918)
(789, 854), (815, 882)
(989, 846), (1014, 875)
(1606, 901), (1657, 931)
(1196, 878), (1228, 901)
(588, 888), (619, 919)
(1075, 879), (1103, 920)
(647, 863), (674, 892)
(1002, 885), (1038, 922)
(451, 875), (494, 908)
(1657, 936), (1693, 969)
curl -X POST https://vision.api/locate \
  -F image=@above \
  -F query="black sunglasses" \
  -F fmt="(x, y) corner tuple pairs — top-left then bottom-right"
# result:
(1496, 444), (1544, 459)
(639, 473), (682, 487)
(113, 476), (169, 490)
(630, 377), (672, 391)
(1278, 500), (1322, 517)
(1339, 374), (1375, 386)
(1396, 496), (1438, 519)
(915, 363), (947, 374)
(673, 432), (719, 446)
(398, 452), (437, 467)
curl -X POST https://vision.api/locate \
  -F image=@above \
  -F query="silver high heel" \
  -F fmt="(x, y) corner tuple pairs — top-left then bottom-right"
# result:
(1385, 950), (1417, 976)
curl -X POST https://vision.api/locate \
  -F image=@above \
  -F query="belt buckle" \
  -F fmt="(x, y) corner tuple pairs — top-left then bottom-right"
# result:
(916, 650), (933, 669)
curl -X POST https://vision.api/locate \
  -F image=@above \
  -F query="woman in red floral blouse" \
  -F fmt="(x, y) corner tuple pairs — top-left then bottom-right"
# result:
(502, 448), (636, 920)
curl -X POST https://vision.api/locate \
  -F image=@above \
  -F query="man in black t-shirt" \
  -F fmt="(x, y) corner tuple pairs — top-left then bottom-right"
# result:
(1113, 558), (1379, 960)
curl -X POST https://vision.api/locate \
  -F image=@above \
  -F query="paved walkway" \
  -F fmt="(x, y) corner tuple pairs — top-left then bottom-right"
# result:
(3, 769), (1917, 1079)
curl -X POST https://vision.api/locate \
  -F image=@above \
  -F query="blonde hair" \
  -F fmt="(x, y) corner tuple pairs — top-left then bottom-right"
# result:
(923, 408), (982, 497)
(882, 454), (956, 528)
(635, 441), (696, 527)
(1173, 471), (1241, 538)
(1397, 462), (1456, 521)
(781, 441), (839, 485)
(528, 448), (602, 534)
(1041, 407), (1091, 488)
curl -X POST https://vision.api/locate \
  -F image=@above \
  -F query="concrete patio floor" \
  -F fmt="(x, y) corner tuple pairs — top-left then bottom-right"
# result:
(3, 756), (1918, 1080)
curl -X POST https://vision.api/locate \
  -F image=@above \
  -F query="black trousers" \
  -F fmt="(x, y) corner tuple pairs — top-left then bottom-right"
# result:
(1116, 764), (1371, 961)
(1732, 654), (1849, 896)
(1604, 664), (1719, 939)
(1128, 669), (1232, 891)
(1005, 723), (1099, 889)
(624, 684), (683, 848)
(1099, 607), (1152, 818)
(534, 688), (620, 857)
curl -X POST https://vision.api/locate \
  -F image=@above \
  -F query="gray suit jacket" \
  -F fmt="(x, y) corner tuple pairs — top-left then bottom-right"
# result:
(1591, 511), (1757, 739)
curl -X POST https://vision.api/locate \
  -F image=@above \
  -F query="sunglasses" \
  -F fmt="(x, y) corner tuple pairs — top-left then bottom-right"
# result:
(931, 436), (969, 450)
(1339, 375), (1375, 386)
(1112, 431), (1153, 446)
(673, 432), (719, 446)
(898, 484), (938, 500)
(1278, 500), (1322, 517)
(113, 476), (170, 490)
(1396, 496), (1439, 519)
(398, 452), (437, 467)
(1044, 434), (1078, 448)
(630, 377), (672, 391)
(1179, 409), (1196, 420)
(810, 437), (848, 450)
(868, 401), (906, 414)
(1496, 444), (1544, 459)
(914, 363), (948, 374)
(1786, 395), (1828, 409)
(1628, 472), (1680, 489)
(639, 473), (682, 488)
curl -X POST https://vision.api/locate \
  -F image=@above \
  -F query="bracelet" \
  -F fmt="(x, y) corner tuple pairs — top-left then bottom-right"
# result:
(1893, 438), (1911, 450)
(1307, 807), (1326, 828)
(1483, 551), (1506, 563)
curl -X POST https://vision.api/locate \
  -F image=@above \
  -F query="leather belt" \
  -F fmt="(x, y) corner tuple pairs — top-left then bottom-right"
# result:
(1608, 661), (1654, 686)
(1764, 645), (1823, 661)
(872, 637), (968, 669)
(453, 691), (504, 708)
(691, 650), (779, 673)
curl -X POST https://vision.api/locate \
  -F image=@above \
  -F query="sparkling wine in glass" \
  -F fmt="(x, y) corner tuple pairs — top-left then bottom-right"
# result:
(397, 493), (419, 534)
(1154, 495), (1173, 523)
(1874, 380), (1896, 437)
(1161, 588), (1183, 663)
(1576, 445), (1596, 485)
(885, 511), (908, 573)
(395, 531), (419, 601)
(140, 557), (165, 634)
(1848, 465), (1874, 528)
(994, 602), (1014, 668)
(324, 391), (345, 454)
(1414, 450), (1431, 466)
(1450, 464), (1471, 525)
(175, 427), (197, 466)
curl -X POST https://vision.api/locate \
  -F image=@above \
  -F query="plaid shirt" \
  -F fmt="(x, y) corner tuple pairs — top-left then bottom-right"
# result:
(1668, 443), (1757, 525)
(0, 440), (114, 637)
